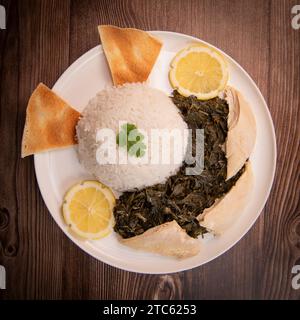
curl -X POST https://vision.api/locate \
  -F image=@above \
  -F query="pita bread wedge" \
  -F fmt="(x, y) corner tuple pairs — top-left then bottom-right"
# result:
(21, 83), (80, 158)
(198, 162), (254, 234)
(120, 220), (200, 259)
(225, 87), (256, 179)
(98, 25), (162, 85)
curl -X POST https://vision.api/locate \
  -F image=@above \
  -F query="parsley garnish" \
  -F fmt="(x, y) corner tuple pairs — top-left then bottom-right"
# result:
(116, 123), (146, 158)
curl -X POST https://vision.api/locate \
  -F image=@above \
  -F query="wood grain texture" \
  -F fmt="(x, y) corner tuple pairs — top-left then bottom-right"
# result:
(0, 0), (299, 300)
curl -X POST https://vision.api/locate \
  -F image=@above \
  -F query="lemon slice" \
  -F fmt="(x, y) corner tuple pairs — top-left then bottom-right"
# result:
(169, 44), (228, 100)
(62, 180), (115, 240)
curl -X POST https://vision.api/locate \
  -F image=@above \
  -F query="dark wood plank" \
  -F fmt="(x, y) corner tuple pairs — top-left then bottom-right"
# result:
(0, 0), (20, 281)
(0, 0), (70, 299)
(260, 0), (300, 300)
(0, 0), (299, 300)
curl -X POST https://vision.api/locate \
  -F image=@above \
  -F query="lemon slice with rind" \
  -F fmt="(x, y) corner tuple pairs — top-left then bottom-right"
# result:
(62, 180), (115, 240)
(169, 44), (228, 100)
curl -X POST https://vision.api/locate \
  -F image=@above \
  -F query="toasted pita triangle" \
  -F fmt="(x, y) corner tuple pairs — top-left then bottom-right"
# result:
(98, 25), (162, 85)
(21, 83), (80, 158)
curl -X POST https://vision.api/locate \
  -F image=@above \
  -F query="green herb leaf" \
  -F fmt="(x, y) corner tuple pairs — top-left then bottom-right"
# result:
(116, 123), (146, 158)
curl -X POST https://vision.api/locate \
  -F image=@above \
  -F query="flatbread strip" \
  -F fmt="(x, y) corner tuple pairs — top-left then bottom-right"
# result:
(21, 83), (80, 158)
(225, 87), (256, 179)
(98, 25), (162, 85)
(199, 162), (254, 234)
(121, 220), (201, 259)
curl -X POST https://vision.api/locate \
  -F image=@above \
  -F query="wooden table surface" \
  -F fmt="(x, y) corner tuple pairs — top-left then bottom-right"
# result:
(0, 0), (299, 300)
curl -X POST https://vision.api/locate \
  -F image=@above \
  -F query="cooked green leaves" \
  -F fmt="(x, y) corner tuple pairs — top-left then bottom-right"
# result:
(113, 92), (245, 239)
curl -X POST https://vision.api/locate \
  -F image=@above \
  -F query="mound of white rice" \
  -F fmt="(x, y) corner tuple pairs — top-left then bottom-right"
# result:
(76, 83), (188, 192)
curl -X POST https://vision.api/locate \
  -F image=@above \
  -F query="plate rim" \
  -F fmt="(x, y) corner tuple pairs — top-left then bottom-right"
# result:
(34, 30), (277, 274)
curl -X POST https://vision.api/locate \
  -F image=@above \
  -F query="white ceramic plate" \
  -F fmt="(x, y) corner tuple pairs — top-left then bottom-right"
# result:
(34, 31), (276, 274)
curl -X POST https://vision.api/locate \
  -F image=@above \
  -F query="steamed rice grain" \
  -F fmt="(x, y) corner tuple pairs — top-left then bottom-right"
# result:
(76, 83), (188, 192)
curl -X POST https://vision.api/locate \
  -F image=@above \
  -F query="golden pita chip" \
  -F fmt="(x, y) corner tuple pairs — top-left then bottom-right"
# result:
(21, 83), (80, 158)
(98, 25), (162, 85)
